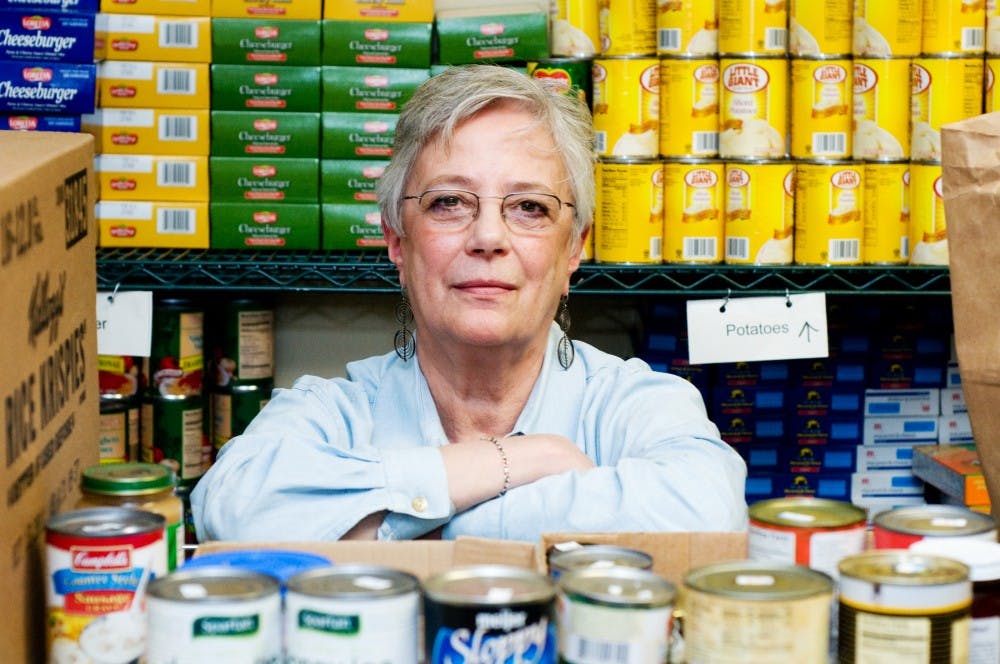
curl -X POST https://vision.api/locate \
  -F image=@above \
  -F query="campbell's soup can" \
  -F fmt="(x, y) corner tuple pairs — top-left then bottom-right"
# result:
(599, 0), (657, 55)
(46, 507), (167, 664)
(922, 0), (986, 54)
(527, 57), (593, 106)
(853, 58), (911, 161)
(682, 561), (834, 663)
(592, 56), (660, 157)
(837, 551), (972, 664)
(788, 0), (852, 56)
(595, 158), (664, 263)
(663, 159), (725, 263)
(659, 57), (720, 157)
(872, 504), (998, 548)
(853, 0), (923, 56)
(986, 57), (1000, 111)
(989, 0), (1000, 53)
(790, 58), (852, 159)
(719, 56), (788, 158)
(141, 393), (208, 487)
(863, 161), (911, 264)
(718, 0), (788, 55)
(550, 0), (601, 56)
(656, 0), (719, 55)
(724, 160), (795, 264)
(908, 160), (950, 265)
(911, 56), (985, 162)
(148, 297), (204, 398)
(794, 160), (864, 265)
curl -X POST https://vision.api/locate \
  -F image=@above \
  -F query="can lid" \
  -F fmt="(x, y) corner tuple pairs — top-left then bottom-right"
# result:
(148, 566), (280, 602)
(874, 505), (996, 537)
(423, 565), (554, 605)
(182, 549), (332, 587)
(750, 497), (867, 529)
(559, 566), (676, 607)
(838, 550), (971, 586)
(909, 539), (1000, 582)
(81, 462), (176, 495)
(548, 544), (653, 574)
(684, 561), (833, 600)
(287, 564), (419, 598)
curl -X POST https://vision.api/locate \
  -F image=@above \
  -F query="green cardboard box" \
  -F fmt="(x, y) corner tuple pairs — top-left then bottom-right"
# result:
(211, 65), (322, 112)
(321, 20), (432, 68)
(321, 111), (397, 159)
(435, 12), (548, 65)
(211, 111), (321, 157)
(210, 156), (320, 203)
(321, 159), (389, 204)
(210, 202), (321, 249)
(322, 202), (387, 250)
(211, 19), (322, 66)
(321, 66), (429, 113)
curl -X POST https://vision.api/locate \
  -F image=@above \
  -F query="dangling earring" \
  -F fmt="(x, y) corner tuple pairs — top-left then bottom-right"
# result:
(556, 293), (574, 369)
(394, 287), (415, 361)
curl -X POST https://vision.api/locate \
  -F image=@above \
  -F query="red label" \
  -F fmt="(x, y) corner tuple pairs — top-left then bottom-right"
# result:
(22, 15), (51, 30)
(251, 164), (276, 177)
(112, 39), (139, 52)
(253, 211), (277, 223)
(254, 72), (278, 85)
(72, 546), (131, 572)
(255, 26), (279, 38)
(7, 116), (37, 130)
(22, 67), (52, 82)
(253, 118), (278, 131)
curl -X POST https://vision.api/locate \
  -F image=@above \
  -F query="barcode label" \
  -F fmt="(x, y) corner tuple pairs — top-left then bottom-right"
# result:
(765, 28), (787, 50)
(157, 208), (196, 234)
(565, 636), (634, 664)
(726, 236), (750, 260)
(812, 132), (847, 156)
(829, 238), (860, 262)
(962, 27), (984, 50)
(683, 237), (718, 260)
(160, 21), (197, 48)
(658, 28), (681, 51)
(901, 235), (910, 260)
(157, 68), (194, 94)
(159, 115), (196, 141)
(650, 236), (662, 261)
(693, 131), (719, 154)
(594, 130), (607, 154)
(157, 161), (194, 187)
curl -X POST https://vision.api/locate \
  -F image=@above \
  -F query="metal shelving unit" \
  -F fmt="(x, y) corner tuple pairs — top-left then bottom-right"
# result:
(96, 248), (952, 296)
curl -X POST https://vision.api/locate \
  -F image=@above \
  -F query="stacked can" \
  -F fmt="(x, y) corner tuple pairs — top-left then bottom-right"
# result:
(718, 0), (793, 266)
(593, 1), (663, 264)
(98, 354), (143, 463)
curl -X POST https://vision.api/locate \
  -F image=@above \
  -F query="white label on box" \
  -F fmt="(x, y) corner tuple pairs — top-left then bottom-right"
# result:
(101, 109), (155, 128)
(686, 292), (829, 364)
(97, 201), (154, 221)
(96, 290), (152, 356)
(855, 444), (916, 471)
(863, 416), (939, 445)
(938, 413), (974, 444)
(940, 387), (967, 415)
(99, 61), (154, 80)
(95, 155), (153, 173)
(107, 14), (156, 33)
(851, 470), (925, 498)
(864, 389), (940, 416)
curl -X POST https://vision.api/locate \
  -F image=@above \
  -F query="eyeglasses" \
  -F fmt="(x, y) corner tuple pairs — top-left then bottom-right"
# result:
(402, 189), (575, 233)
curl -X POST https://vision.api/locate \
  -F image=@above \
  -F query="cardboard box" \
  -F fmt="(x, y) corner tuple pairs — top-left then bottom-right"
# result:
(0, 131), (99, 663)
(0, 61), (96, 115)
(209, 156), (319, 203)
(0, 0), (99, 12)
(911, 443), (990, 506)
(101, 0), (211, 15)
(97, 61), (211, 110)
(97, 199), (210, 248)
(323, 0), (433, 22)
(210, 64), (322, 112)
(864, 388), (940, 416)
(862, 415), (939, 445)
(0, 114), (81, 132)
(321, 111), (397, 159)
(855, 443), (917, 471)
(321, 65), (428, 113)
(938, 412), (974, 444)
(211, 0), (321, 20)
(320, 158), (388, 204)
(210, 201), (320, 249)
(210, 110), (321, 157)
(82, 108), (211, 156)
(0, 9), (95, 63)
(321, 20), (432, 68)
(95, 14), (212, 63)
(435, 10), (548, 65)
(940, 387), (967, 415)
(95, 154), (209, 202)
(321, 202), (386, 250)
(211, 18), (321, 65)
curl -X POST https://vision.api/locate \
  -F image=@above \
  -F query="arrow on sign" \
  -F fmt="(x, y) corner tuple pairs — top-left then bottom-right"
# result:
(799, 321), (819, 342)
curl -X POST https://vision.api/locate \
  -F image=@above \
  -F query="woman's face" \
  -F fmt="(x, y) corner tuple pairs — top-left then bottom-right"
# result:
(385, 103), (586, 354)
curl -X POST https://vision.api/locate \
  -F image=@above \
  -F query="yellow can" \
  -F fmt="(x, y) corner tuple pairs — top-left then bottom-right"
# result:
(863, 161), (910, 264)
(788, 0), (852, 56)
(656, 0), (719, 55)
(595, 158), (664, 263)
(911, 56), (985, 162)
(599, 0), (657, 55)
(718, 0), (788, 55)
(723, 160), (794, 264)
(987, 56), (1000, 111)
(852, 58), (910, 161)
(790, 58), (852, 159)
(551, 0), (601, 56)
(794, 161), (864, 265)
(853, 0), (923, 57)
(922, 0), (986, 55)
(989, 0), (1000, 54)
(592, 56), (660, 157)
(719, 56), (788, 158)
(663, 159), (725, 263)
(659, 57), (720, 157)
(909, 161), (949, 266)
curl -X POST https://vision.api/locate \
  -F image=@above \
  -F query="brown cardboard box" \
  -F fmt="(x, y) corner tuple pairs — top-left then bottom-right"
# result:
(0, 132), (99, 664)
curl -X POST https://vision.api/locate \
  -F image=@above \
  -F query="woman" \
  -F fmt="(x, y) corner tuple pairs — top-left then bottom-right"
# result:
(191, 65), (747, 542)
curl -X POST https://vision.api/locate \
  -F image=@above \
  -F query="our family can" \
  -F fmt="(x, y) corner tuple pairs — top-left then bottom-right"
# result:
(719, 56), (788, 159)
(599, 0), (657, 55)
(790, 58), (852, 160)
(863, 161), (910, 264)
(853, 0), (923, 57)
(595, 157), (664, 263)
(658, 57), (720, 158)
(853, 57), (911, 161)
(723, 159), (795, 264)
(908, 160), (949, 266)
(141, 393), (208, 487)
(718, 0), (788, 55)
(872, 504), (998, 548)
(550, 0), (600, 57)
(656, 0), (719, 56)
(209, 298), (274, 390)
(794, 160), (864, 265)
(910, 56), (985, 162)
(788, 0), (852, 56)
(922, 0), (986, 55)
(592, 56), (660, 157)
(663, 158), (725, 263)
(547, 543), (654, 579)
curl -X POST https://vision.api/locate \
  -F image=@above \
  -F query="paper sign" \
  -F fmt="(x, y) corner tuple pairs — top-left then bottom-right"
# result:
(96, 290), (153, 356)
(686, 292), (829, 364)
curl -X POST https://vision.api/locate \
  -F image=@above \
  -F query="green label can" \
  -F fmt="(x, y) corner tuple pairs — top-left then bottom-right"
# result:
(526, 57), (593, 107)
(141, 394), (207, 487)
(211, 383), (271, 453)
(211, 300), (275, 387)
(99, 398), (140, 463)
(149, 298), (204, 398)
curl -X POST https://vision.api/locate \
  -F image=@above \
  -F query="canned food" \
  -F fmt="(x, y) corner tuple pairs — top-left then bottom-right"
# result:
(595, 158), (664, 263)
(557, 566), (676, 662)
(989, 0), (1000, 54)
(210, 382), (271, 453)
(146, 567), (282, 663)
(663, 159), (724, 263)
(182, 549), (332, 589)
(682, 560), (834, 663)
(599, 0), (657, 55)
(788, 0), (852, 56)
(550, 0), (600, 56)
(723, 160), (794, 264)
(719, 56), (787, 158)
(547, 544), (654, 579)
(98, 354), (143, 400)
(718, 0), (788, 55)
(659, 57), (720, 158)
(863, 161), (910, 264)
(656, 0), (719, 55)
(527, 57), (593, 106)
(210, 298), (274, 389)
(149, 298), (204, 398)
(790, 58), (852, 159)
(853, 0), (923, 57)
(99, 398), (140, 464)
(794, 160), (864, 265)
(922, 0), (986, 55)
(46, 507), (167, 664)
(872, 504), (998, 548)
(285, 565), (420, 663)
(592, 56), (660, 157)
(908, 161), (949, 266)
(911, 57), (985, 162)
(423, 565), (557, 663)
(141, 393), (208, 487)
(986, 56), (1000, 112)
(837, 551), (972, 663)
(852, 58), (911, 161)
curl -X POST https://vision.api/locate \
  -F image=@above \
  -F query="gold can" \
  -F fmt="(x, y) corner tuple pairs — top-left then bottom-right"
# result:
(986, 56), (1000, 111)
(788, 0), (853, 56)
(911, 56), (985, 162)
(790, 58), (852, 159)
(595, 158), (664, 263)
(852, 58), (911, 161)
(719, 56), (788, 158)
(599, 0), (658, 55)
(718, 0), (789, 55)
(663, 159), (724, 263)
(922, 0), (986, 55)
(592, 56), (660, 157)
(551, 0), (601, 57)
(853, 0), (923, 56)
(659, 57), (720, 157)
(723, 159), (794, 264)
(989, 0), (1000, 54)
(909, 160), (949, 266)
(794, 161), (864, 266)
(863, 161), (911, 264)
(656, 0), (719, 55)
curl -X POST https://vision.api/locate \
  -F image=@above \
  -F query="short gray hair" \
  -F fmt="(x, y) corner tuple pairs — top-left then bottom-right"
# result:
(376, 64), (595, 240)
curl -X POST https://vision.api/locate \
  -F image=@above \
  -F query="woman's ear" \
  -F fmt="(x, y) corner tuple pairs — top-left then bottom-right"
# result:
(567, 226), (590, 273)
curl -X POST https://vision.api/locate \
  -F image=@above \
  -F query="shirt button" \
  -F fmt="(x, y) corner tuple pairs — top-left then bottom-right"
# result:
(411, 497), (428, 512)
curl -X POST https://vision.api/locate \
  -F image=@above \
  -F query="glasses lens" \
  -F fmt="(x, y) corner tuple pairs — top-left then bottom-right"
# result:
(419, 190), (477, 225)
(503, 193), (560, 230)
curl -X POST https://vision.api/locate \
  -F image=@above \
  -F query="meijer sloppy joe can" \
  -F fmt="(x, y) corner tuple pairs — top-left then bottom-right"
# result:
(853, 0), (923, 57)
(719, 57), (787, 159)
(718, 0), (788, 55)
(663, 159), (724, 263)
(790, 58), (852, 160)
(872, 504), (998, 548)
(922, 0), (986, 55)
(547, 543), (653, 580)
(788, 0), (852, 56)
(592, 56), (660, 157)
(656, 0), (719, 56)
(659, 57), (720, 158)
(595, 158), (664, 263)
(863, 161), (910, 264)
(853, 58), (911, 161)
(794, 160), (864, 265)
(723, 160), (794, 264)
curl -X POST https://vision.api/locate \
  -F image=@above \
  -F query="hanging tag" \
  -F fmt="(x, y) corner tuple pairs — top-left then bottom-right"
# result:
(96, 290), (153, 356)
(686, 292), (829, 364)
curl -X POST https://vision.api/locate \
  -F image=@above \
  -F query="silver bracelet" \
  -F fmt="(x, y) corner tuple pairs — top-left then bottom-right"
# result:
(484, 436), (511, 497)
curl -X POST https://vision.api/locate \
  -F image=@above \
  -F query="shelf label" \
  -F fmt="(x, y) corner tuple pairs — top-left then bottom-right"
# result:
(96, 290), (153, 357)
(686, 292), (829, 364)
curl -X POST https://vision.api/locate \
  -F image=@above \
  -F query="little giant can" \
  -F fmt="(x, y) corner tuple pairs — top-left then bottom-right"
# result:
(908, 160), (949, 266)
(595, 158), (664, 263)
(790, 58), (852, 160)
(656, 0), (719, 56)
(718, 0), (788, 55)
(599, 0), (657, 55)
(863, 161), (910, 264)
(663, 159), (724, 263)
(788, 0), (852, 56)
(592, 56), (660, 157)
(853, 58), (911, 161)
(719, 56), (788, 158)
(724, 160), (795, 264)
(794, 160), (864, 265)
(911, 57), (985, 162)
(659, 57), (720, 158)
(853, 0), (923, 57)
(922, 0), (986, 55)
(550, 0), (600, 57)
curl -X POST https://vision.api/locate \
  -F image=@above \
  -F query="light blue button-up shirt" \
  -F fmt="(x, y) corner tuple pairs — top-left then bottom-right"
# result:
(191, 324), (748, 542)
